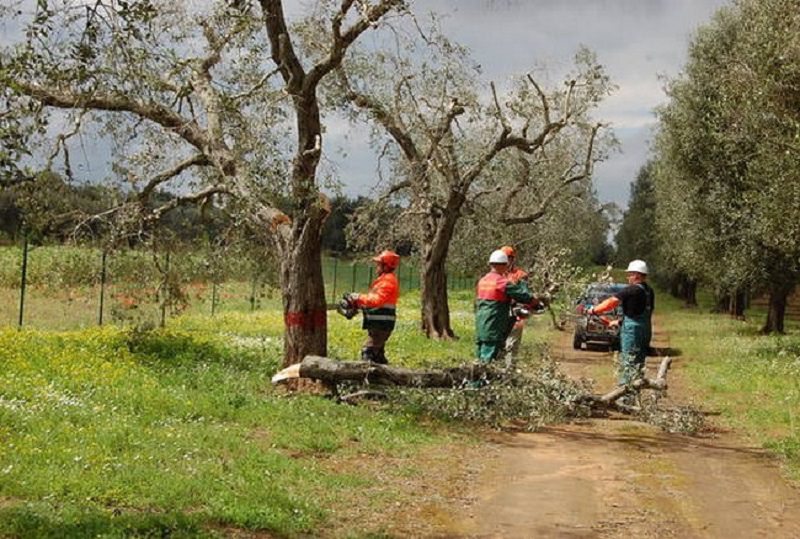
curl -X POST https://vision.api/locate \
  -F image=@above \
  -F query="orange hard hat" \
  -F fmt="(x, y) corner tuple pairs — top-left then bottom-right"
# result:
(372, 250), (400, 270)
(500, 245), (516, 258)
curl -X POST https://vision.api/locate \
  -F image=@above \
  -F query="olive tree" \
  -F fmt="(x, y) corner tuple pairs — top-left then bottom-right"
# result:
(336, 20), (612, 338)
(1, 0), (404, 364)
(652, 0), (800, 331)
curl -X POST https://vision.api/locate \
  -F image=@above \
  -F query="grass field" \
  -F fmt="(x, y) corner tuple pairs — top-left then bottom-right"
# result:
(0, 287), (555, 537)
(658, 293), (800, 481)
(4, 260), (800, 536)
(0, 245), (478, 331)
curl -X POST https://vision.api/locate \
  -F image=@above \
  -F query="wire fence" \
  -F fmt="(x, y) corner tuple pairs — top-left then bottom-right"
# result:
(0, 241), (478, 331)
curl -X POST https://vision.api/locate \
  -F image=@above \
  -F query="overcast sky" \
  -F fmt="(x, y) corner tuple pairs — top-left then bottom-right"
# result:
(333, 0), (730, 209)
(2, 0), (730, 210)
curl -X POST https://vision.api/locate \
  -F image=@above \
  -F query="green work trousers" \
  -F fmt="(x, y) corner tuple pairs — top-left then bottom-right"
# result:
(619, 315), (650, 385)
(476, 341), (504, 364)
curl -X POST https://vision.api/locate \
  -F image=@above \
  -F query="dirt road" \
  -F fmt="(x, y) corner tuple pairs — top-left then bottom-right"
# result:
(456, 316), (800, 538)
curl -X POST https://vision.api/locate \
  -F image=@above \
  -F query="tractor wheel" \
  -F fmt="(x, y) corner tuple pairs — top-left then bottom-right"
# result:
(572, 333), (583, 350)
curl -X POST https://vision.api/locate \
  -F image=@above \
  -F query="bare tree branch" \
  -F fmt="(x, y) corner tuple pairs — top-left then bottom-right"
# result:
(424, 97), (465, 162)
(231, 67), (282, 101)
(305, 0), (405, 92)
(191, 23), (234, 154)
(490, 81), (511, 133)
(499, 151), (532, 216)
(339, 69), (421, 161)
(562, 79), (576, 122)
(12, 82), (209, 151)
(501, 124), (602, 226)
(138, 154), (211, 201)
(199, 20), (226, 73)
(44, 109), (88, 179)
(460, 81), (574, 190)
(469, 184), (503, 202)
(526, 73), (551, 126)
(149, 184), (231, 221)
(259, 0), (306, 93)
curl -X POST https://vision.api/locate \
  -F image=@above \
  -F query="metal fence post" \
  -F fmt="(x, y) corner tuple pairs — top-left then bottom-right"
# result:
(160, 251), (170, 328)
(18, 233), (28, 329)
(211, 281), (217, 316)
(368, 265), (373, 285)
(351, 263), (357, 293)
(98, 250), (107, 325)
(331, 257), (338, 302)
(250, 275), (257, 311)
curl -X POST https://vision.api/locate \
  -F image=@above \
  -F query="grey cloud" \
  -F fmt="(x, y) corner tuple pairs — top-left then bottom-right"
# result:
(328, 0), (729, 209)
(3, 0), (729, 211)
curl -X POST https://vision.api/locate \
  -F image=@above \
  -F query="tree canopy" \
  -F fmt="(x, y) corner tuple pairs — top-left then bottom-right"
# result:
(649, 0), (800, 331)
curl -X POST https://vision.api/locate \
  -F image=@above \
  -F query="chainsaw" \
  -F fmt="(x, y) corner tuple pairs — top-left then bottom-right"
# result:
(327, 294), (359, 319)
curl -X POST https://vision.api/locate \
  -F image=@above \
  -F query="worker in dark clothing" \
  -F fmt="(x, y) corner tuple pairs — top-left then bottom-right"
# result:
(588, 260), (655, 384)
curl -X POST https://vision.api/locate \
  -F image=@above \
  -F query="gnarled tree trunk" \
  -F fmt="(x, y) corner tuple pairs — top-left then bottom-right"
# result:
(681, 276), (698, 308)
(280, 214), (328, 367)
(419, 192), (465, 339)
(260, 0), (403, 367)
(420, 252), (454, 339)
(762, 283), (793, 334)
(729, 289), (746, 319)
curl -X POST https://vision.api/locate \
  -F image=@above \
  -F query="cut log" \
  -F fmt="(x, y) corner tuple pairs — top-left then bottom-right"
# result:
(272, 355), (496, 387)
(579, 357), (672, 413)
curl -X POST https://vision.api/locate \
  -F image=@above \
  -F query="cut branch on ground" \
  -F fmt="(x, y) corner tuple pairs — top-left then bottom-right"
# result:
(272, 355), (683, 428)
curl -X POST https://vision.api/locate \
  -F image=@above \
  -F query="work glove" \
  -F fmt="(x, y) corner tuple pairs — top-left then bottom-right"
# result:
(345, 292), (360, 306)
(337, 294), (358, 320)
(511, 305), (531, 319)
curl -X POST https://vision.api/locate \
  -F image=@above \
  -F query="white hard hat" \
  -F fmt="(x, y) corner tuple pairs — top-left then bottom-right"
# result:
(626, 259), (649, 274)
(489, 250), (509, 265)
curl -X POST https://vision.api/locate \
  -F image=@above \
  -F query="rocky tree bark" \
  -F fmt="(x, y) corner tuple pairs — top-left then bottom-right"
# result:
(1, 0), (404, 366)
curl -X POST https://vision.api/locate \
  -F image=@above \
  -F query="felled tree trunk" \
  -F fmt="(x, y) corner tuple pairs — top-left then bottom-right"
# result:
(579, 357), (672, 413)
(273, 355), (495, 387)
(272, 356), (673, 416)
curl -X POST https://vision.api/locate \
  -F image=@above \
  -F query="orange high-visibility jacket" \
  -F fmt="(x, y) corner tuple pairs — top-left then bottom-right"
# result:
(506, 267), (529, 284)
(356, 272), (399, 330)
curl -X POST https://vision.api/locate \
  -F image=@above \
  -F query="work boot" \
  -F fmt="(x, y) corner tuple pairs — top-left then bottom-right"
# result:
(361, 347), (375, 362)
(374, 349), (388, 365)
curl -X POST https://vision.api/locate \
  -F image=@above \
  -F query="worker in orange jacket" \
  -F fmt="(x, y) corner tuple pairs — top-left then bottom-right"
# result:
(500, 245), (539, 366)
(346, 250), (400, 364)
